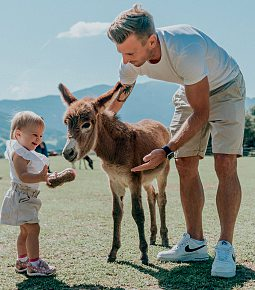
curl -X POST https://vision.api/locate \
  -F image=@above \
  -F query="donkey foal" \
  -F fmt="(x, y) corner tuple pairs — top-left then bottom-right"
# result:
(59, 82), (170, 265)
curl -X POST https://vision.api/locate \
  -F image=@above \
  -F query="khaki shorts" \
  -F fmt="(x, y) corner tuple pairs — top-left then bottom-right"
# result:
(0, 183), (41, 226)
(170, 72), (246, 158)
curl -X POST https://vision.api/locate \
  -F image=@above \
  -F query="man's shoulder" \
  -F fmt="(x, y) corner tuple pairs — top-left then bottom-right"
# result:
(157, 24), (194, 34)
(157, 25), (206, 51)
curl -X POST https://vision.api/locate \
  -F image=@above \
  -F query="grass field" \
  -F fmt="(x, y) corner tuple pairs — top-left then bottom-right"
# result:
(0, 156), (255, 290)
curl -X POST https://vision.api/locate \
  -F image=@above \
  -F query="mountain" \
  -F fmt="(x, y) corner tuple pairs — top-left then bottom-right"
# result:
(0, 81), (178, 154)
(0, 81), (254, 155)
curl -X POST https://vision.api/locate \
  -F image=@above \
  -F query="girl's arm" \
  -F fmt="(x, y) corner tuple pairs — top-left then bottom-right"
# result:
(13, 153), (48, 183)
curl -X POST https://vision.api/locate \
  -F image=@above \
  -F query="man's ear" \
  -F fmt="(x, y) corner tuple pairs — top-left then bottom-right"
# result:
(58, 83), (78, 106)
(148, 33), (157, 48)
(94, 82), (122, 113)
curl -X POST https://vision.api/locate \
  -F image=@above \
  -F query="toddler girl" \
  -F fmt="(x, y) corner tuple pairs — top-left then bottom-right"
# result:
(0, 111), (56, 276)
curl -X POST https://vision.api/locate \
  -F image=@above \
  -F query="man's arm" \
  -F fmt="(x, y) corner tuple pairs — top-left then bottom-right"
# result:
(168, 76), (209, 151)
(108, 82), (136, 114)
(131, 76), (209, 171)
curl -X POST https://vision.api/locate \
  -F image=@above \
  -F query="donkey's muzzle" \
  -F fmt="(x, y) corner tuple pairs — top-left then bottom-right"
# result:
(62, 148), (77, 162)
(62, 138), (78, 162)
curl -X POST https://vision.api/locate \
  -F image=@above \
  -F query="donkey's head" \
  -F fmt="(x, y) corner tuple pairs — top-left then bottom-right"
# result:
(59, 82), (122, 162)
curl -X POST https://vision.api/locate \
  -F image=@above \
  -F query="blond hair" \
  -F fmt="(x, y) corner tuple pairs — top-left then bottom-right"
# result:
(10, 111), (45, 139)
(107, 4), (155, 44)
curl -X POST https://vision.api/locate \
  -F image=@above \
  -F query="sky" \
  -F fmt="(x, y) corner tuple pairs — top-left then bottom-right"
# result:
(0, 0), (255, 100)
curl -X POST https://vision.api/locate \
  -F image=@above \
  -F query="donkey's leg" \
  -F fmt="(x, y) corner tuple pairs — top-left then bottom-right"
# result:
(83, 159), (87, 170)
(144, 184), (157, 245)
(156, 161), (170, 247)
(130, 183), (148, 265)
(108, 180), (125, 263)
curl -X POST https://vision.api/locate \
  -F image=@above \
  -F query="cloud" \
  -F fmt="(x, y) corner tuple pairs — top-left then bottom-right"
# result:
(57, 21), (110, 39)
(9, 83), (31, 99)
(5, 70), (33, 99)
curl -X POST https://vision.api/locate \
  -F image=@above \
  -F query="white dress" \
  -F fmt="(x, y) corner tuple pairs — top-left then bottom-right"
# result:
(0, 140), (49, 226)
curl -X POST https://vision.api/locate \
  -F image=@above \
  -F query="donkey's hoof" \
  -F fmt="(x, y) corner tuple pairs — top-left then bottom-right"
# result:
(107, 256), (116, 263)
(150, 238), (156, 245)
(141, 259), (149, 265)
(141, 257), (149, 265)
(162, 239), (169, 247)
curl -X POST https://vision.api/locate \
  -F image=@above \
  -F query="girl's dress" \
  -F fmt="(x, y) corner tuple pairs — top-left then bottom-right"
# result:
(0, 140), (49, 226)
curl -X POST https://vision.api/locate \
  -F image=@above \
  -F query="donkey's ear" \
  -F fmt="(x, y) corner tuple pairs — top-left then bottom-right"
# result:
(58, 83), (77, 106)
(94, 82), (122, 113)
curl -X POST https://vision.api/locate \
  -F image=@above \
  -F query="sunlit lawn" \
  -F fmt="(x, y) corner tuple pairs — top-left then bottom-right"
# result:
(0, 156), (254, 289)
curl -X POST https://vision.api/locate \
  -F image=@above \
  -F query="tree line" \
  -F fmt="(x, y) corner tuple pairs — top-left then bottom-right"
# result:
(244, 105), (255, 148)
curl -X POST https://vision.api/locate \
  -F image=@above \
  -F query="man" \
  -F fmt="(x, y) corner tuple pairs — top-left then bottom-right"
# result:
(107, 4), (245, 278)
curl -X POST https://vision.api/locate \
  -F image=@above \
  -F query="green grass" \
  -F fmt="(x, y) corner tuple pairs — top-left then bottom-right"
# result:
(0, 156), (255, 290)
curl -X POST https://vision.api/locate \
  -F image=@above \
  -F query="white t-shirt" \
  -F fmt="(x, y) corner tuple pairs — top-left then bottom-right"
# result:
(119, 25), (239, 91)
(5, 140), (49, 190)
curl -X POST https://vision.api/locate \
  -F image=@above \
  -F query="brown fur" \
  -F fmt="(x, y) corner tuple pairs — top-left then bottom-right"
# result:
(59, 82), (170, 264)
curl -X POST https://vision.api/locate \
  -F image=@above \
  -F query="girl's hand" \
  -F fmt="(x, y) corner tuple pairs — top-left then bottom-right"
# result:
(46, 171), (57, 186)
(39, 165), (49, 182)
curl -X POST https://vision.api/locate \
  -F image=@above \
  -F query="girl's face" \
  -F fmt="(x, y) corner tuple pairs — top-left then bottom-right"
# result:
(15, 124), (44, 151)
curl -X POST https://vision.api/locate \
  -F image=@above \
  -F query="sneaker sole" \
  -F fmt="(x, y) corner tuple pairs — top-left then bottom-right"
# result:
(27, 270), (56, 277)
(15, 268), (27, 273)
(158, 253), (209, 262)
(211, 270), (236, 278)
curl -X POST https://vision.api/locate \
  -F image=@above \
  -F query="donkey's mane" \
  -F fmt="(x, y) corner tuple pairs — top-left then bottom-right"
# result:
(100, 111), (133, 140)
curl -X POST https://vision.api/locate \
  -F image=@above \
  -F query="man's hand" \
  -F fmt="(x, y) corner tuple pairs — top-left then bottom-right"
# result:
(108, 82), (135, 114)
(131, 149), (166, 172)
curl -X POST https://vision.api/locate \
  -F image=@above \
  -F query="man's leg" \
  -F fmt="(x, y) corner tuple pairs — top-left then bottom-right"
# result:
(211, 154), (240, 278)
(209, 72), (245, 278)
(157, 155), (209, 262)
(157, 86), (209, 262)
(214, 154), (241, 243)
(169, 87), (208, 240)
(175, 156), (204, 240)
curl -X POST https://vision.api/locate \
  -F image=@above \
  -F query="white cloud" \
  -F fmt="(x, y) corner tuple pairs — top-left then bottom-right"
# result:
(57, 21), (110, 39)
(9, 83), (31, 99)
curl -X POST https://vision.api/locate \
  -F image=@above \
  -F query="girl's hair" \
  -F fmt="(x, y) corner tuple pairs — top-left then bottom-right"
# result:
(107, 4), (156, 44)
(10, 111), (45, 139)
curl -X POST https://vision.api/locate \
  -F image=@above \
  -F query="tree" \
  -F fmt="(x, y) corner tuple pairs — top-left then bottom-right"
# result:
(243, 105), (255, 148)
(250, 105), (255, 117)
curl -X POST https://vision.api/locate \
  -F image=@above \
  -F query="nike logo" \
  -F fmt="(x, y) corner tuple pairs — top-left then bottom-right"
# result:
(185, 245), (206, 252)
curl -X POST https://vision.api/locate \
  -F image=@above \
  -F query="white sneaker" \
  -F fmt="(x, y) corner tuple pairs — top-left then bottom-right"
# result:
(211, 240), (236, 278)
(157, 233), (209, 262)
